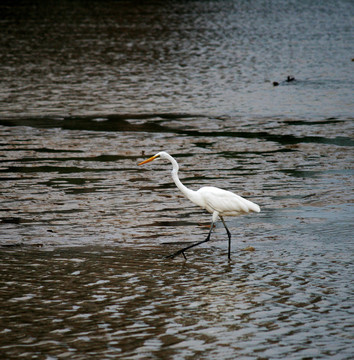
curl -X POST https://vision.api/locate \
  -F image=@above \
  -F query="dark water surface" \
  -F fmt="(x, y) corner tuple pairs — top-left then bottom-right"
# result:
(0, 1), (353, 359)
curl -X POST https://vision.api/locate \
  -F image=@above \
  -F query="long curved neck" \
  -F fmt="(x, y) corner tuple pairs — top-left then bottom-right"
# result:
(165, 154), (196, 202)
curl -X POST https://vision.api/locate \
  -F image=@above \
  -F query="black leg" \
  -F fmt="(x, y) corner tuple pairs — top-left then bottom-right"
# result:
(166, 222), (214, 259)
(220, 217), (232, 260)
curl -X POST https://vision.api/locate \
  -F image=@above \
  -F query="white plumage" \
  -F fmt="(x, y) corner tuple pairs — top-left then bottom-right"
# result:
(197, 186), (260, 217)
(138, 151), (260, 260)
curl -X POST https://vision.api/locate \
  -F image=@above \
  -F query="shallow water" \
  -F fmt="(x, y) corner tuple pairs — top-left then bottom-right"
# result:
(1, 243), (352, 359)
(0, 1), (353, 359)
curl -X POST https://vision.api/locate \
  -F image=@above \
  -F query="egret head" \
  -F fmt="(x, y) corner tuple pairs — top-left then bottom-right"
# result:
(138, 151), (169, 165)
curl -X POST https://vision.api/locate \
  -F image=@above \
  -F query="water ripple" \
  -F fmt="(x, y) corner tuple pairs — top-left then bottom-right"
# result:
(1, 245), (352, 359)
(0, 0), (353, 358)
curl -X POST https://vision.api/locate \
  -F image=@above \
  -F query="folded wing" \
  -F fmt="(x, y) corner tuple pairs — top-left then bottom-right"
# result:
(198, 186), (260, 216)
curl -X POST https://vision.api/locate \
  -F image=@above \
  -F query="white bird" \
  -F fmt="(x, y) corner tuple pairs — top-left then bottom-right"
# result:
(138, 151), (260, 260)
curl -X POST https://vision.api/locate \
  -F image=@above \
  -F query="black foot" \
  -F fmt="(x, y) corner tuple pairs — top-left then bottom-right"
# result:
(165, 233), (212, 260)
(165, 249), (187, 260)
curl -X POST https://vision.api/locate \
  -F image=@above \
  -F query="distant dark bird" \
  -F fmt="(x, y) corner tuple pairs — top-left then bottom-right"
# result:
(286, 75), (295, 82)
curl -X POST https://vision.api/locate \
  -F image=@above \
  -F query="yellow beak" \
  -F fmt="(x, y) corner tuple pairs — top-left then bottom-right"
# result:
(138, 154), (158, 165)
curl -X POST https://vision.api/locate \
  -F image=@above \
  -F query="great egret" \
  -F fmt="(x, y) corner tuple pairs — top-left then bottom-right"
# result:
(138, 151), (260, 260)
